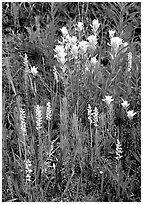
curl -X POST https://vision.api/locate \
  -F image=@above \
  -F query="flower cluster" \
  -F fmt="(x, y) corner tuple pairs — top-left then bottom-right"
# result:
(35, 105), (43, 130)
(20, 108), (27, 137)
(25, 159), (32, 182)
(87, 104), (99, 127)
(46, 102), (52, 121)
(121, 99), (136, 120)
(54, 19), (100, 73)
(115, 139), (123, 160)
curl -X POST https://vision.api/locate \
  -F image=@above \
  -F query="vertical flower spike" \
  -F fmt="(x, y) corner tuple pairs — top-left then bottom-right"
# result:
(87, 104), (93, 124)
(25, 159), (32, 182)
(46, 102), (52, 121)
(35, 105), (42, 131)
(92, 107), (99, 127)
(127, 52), (132, 72)
(20, 107), (27, 137)
(53, 66), (59, 83)
(77, 22), (84, 32)
(116, 139), (123, 160)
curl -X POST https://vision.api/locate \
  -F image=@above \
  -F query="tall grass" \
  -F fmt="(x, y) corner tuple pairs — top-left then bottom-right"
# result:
(2, 2), (140, 202)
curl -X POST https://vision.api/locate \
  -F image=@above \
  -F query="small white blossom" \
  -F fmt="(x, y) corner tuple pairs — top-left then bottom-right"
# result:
(121, 99), (130, 109)
(102, 95), (114, 106)
(109, 37), (128, 57)
(109, 30), (116, 38)
(71, 44), (79, 57)
(127, 110), (136, 120)
(25, 159), (32, 182)
(79, 40), (89, 54)
(20, 108), (27, 136)
(30, 66), (38, 76)
(54, 45), (67, 65)
(61, 26), (68, 37)
(46, 102), (52, 121)
(91, 19), (100, 34)
(77, 22), (84, 32)
(87, 35), (98, 49)
(91, 56), (98, 66)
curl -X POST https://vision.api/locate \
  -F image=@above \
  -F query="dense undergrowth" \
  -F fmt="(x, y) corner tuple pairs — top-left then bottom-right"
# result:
(2, 2), (141, 202)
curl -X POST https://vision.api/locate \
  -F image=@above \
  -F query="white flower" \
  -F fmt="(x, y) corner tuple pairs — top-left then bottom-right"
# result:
(110, 37), (123, 54)
(127, 52), (132, 72)
(127, 110), (136, 120)
(54, 45), (67, 65)
(102, 95), (114, 106)
(87, 104), (92, 124)
(35, 105), (42, 130)
(91, 56), (98, 66)
(46, 102), (52, 121)
(109, 30), (116, 38)
(61, 26), (68, 37)
(87, 35), (98, 49)
(71, 44), (79, 57)
(121, 99), (130, 109)
(115, 139), (122, 160)
(92, 107), (98, 127)
(30, 66), (38, 76)
(77, 22), (84, 32)
(91, 19), (100, 34)
(79, 40), (89, 54)
(20, 108), (27, 136)
(25, 159), (32, 182)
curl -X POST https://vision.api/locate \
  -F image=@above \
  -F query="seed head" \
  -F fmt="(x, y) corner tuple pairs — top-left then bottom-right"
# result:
(46, 102), (52, 121)
(35, 105), (42, 130)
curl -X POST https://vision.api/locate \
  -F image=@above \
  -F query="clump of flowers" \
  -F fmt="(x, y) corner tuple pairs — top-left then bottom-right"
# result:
(115, 139), (123, 160)
(109, 30), (116, 38)
(35, 105), (43, 130)
(90, 19), (100, 35)
(46, 102), (52, 121)
(102, 95), (114, 106)
(54, 45), (67, 65)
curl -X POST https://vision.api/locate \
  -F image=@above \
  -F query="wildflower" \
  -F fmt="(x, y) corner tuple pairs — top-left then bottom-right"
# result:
(25, 159), (32, 182)
(92, 107), (98, 127)
(54, 45), (67, 65)
(71, 44), (79, 57)
(121, 99), (130, 109)
(46, 102), (52, 121)
(77, 22), (84, 32)
(127, 110), (136, 120)
(79, 40), (89, 54)
(20, 108), (27, 136)
(53, 66), (59, 83)
(87, 104), (92, 124)
(61, 26), (68, 37)
(109, 37), (128, 57)
(109, 30), (116, 38)
(91, 19), (100, 34)
(115, 139), (123, 160)
(127, 52), (132, 72)
(30, 66), (38, 76)
(23, 53), (28, 67)
(102, 95), (114, 106)
(87, 35), (98, 49)
(35, 105), (42, 130)
(91, 56), (98, 66)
